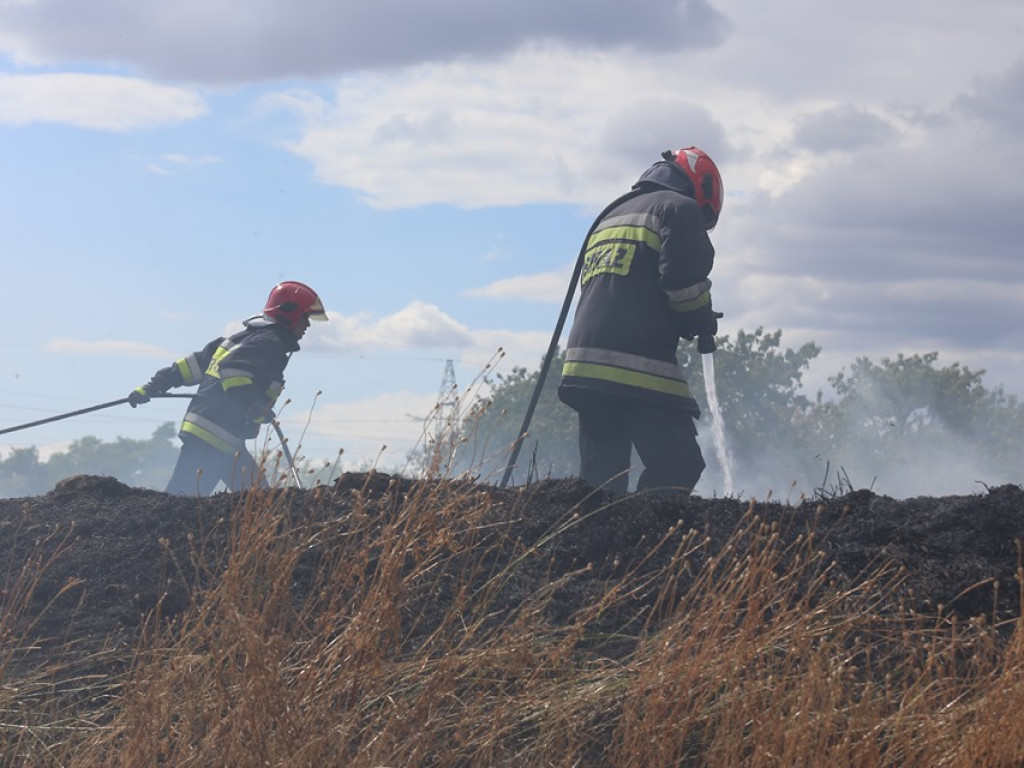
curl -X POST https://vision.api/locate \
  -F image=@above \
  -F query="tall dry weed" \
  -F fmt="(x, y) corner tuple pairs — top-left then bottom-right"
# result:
(4, 480), (1021, 767)
(1, 523), (120, 766)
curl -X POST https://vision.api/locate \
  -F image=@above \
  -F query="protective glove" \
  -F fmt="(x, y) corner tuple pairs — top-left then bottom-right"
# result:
(128, 386), (151, 408)
(699, 308), (723, 337)
(694, 308), (724, 354)
(679, 303), (723, 337)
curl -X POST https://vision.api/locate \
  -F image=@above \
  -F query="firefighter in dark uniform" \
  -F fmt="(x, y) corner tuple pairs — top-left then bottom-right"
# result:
(557, 147), (724, 496)
(128, 281), (328, 496)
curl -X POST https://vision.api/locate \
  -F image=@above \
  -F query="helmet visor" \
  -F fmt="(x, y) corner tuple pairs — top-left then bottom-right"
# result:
(306, 298), (328, 322)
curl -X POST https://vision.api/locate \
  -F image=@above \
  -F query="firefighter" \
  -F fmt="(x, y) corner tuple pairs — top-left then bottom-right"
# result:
(557, 147), (724, 496)
(128, 281), (328, 496)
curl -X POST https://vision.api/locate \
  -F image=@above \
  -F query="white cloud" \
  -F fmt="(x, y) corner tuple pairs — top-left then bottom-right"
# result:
(283, 389), (444, 471)
(0, 73), (205, 130)
(145, 152), (222, 175)
(304, 302), (556, 375)
(265, 44), (744, 210)
(469, 329), (556, 373)
(462, 269), (571, 303)
(310, 301), (474, 353)
(280, 327), (556, 469)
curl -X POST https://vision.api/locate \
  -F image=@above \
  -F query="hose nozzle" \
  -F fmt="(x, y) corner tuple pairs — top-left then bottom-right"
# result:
(698, 335), (717, 354)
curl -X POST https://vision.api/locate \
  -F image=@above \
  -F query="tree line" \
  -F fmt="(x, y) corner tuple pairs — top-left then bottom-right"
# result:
(3, 328), (1022, 498)
(447, 328), (1024, 499)
(0, 422), (180, 497)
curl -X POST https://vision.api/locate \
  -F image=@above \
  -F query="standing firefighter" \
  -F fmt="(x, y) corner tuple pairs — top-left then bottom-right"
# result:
(128, 281), (328, 496)
(557, 147), (724, 496)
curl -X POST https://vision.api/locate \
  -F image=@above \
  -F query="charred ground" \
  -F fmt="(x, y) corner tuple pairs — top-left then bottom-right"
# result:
(3, 473), (1023, 678)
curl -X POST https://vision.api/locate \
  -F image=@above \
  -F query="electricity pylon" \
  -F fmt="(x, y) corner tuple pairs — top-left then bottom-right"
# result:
(431, 359), (459, 474)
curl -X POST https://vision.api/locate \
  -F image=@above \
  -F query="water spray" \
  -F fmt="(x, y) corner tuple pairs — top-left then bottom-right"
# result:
(698, 334), (735, 497)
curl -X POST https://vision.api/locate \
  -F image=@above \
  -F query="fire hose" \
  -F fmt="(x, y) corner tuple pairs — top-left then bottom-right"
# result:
(270, 418), (303, 489)
(0, 394), (305, 490)
(497, 188), (654, 488)
(0, 393), (193, 437)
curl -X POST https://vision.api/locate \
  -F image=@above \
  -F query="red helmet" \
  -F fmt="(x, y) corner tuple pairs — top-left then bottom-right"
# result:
(663, 147), (724, 231)
(263, 281), (328, 333)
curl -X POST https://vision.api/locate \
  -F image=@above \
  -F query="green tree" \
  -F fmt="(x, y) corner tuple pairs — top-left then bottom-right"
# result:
(0, 446), (47, 497)
(447, 336), (1024, 499)
(811, 352), (1024, 496)
(452, 349), (577, 484)
(455, 331), (823, 493)
(0, 423), (180, 497)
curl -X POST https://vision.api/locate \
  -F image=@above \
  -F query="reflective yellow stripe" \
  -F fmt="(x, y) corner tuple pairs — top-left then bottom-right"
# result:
(587, 225), (661, 252)
(221, 375), (253, 391)
(666, 279), (711, 303)
(175, 353), (204, 385)
(567, 346), (683, 379)
(174, 359), (192, 382)
(182, 413), (244, 453)
(670, 291), (711, 313)
(211, 353), (254, 391)
(181, 422), (238, 454)
(562, 361), (693, 398)
(666, 279), (712, 313)
(205, 346), (230, 379)
(596, 212), (660, 234)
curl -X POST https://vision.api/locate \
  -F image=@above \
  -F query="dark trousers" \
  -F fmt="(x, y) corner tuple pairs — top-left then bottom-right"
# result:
(573, 391), (705, 495)
(165, 433), (267, 496)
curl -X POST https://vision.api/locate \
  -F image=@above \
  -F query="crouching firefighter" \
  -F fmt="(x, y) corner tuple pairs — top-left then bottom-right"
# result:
(557, 147), (725, 496)
(128, 281), (328, 496)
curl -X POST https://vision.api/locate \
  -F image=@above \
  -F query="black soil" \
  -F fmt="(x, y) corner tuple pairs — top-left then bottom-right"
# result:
(3, 474), (1024, 678)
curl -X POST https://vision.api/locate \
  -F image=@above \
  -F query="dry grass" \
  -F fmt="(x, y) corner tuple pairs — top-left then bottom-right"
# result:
(0, 523), (121, 766)
(4, 480), (1024, 766)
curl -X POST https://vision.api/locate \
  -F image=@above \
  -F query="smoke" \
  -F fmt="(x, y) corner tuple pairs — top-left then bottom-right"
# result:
(447, 338), (1023, 500)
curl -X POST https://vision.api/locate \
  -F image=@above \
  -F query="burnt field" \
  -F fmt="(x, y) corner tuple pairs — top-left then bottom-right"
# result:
(2, 474), (1024, 766)
(4, 474), (1023, 654)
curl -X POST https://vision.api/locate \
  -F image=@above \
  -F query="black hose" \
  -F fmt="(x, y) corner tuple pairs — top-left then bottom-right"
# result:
(498, 188), (647, 488)
(0, 393), (193, 437)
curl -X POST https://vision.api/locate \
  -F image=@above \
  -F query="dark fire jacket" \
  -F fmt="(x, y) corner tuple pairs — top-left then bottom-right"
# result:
(558, 161), (716, 416)
(143, 317), (298, 454)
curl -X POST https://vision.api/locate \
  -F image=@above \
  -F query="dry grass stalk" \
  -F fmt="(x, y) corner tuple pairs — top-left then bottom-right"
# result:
(1, 523), (119, 766)
(4, 481), (1024, 766)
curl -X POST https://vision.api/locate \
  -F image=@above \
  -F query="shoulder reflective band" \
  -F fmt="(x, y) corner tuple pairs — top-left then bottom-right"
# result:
(581, 213), (663, 286)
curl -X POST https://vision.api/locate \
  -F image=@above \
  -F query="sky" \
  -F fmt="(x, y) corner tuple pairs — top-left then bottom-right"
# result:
(1, 0), (1022, 494)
